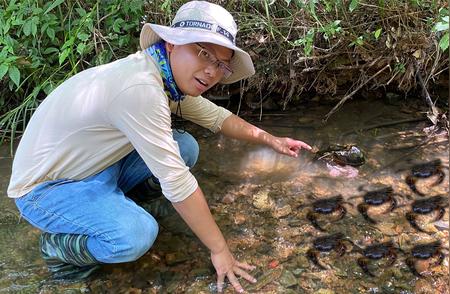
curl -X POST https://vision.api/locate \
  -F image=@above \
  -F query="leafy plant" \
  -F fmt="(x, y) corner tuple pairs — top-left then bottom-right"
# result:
(292, 29), (316, 56)
(0, 0), (145, 149)
(433, 8), (449, 51)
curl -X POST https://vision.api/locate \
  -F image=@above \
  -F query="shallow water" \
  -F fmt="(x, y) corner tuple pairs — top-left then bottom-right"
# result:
(0, 98), (448, 293)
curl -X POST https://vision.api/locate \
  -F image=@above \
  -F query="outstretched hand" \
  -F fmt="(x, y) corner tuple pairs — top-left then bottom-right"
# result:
(211, 246), (257, 293)
(270, 136), (312, 157)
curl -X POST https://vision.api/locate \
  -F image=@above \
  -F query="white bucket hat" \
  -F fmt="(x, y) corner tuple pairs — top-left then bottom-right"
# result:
(139, 1), (255, 84)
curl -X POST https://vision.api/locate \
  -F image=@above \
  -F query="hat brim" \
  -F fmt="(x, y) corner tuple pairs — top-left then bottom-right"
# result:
(140, 23), (255, 84)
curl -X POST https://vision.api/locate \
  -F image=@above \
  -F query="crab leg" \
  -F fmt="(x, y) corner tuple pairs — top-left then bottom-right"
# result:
(435, 207), (446, 222)
(432, 170), (446, 186)
(406, 257), (422, 277)
(406, 212), (428, 233)
(406, 176), (425, 196)
(358, 203), (377, 224)
(336, 206), (347, 221)
(357, 257), (375, 277)
(387, 197), (398, 213)
(307, 211), (326, 232)
(307, 249), (327, 270)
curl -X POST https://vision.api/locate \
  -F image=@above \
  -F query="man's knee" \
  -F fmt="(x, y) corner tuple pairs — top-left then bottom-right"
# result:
(174, 131), (199, 168)
(94, 214), (159, 263)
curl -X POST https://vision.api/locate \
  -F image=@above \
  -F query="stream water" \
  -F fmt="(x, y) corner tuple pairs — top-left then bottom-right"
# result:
(0, 97), (448, 293)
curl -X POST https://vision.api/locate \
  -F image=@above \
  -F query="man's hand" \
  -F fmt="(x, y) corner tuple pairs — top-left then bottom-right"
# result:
(269, 136), (312, 157)
(211, 246), (257, 293)
(221, 115), (312, 158)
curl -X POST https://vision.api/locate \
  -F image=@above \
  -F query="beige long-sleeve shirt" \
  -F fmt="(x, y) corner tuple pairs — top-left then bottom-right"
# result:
(7, 50), (232, 202)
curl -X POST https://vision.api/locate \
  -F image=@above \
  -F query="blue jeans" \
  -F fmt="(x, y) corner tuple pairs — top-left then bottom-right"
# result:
(15, 130), (199, 263)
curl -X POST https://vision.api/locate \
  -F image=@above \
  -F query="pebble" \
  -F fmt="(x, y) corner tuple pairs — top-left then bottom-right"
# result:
(314, 289), (335, 294)
(433, 220), (449, 231)
(234, 213), (246, 225)
(280, 270), (298, 288)
(165, 252), (189, 265)
(252, 189), (274, 211)
(221, 193), (236, 204)
(272, 204), (292, 218)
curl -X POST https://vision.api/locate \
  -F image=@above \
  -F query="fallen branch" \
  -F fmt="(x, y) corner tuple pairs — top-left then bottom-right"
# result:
(343, 117), (427, 135)
(323, 64), (390, 122)
(293, 52), (339, 65)
(415, 61), (441, 125)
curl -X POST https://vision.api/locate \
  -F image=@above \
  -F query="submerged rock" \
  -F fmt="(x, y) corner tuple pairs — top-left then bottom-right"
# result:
(272, 204), (292, 218)
(280, 270), (297, 288)
(247, 268), (283, 291)
(165, 252), (189, 265)
(252, 189), (274, 211)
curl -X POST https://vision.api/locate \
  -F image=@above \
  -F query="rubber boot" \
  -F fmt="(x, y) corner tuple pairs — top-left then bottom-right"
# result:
(40, 232), (100, 281)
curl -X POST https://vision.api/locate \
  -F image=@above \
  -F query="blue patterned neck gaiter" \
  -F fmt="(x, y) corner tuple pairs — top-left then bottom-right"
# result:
(146, 41), (185, 102)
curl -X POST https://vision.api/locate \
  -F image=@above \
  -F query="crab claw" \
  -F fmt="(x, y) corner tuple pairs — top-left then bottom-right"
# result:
(406, 212), (428, 233)
(307, 211), (327, 232)
(357, 257), (376, 277)
(358, 203), (377, 224)
(406, 176), (425, 196)
(307, 249), (328, 270)
(406, 257), (422, 277)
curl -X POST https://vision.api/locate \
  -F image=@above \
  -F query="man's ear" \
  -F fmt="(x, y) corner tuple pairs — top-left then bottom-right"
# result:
(165, 42), (174, 52)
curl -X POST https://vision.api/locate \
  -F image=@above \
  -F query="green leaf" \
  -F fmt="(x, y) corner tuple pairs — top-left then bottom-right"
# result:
(76, 43), (86, 55)
(46, 27), (55, 40)
(349, 0), (358, 12)
(75, 8), (87, 16)
(434, 21), (449, 32)
(43, 47), (59, 54)
(23, 20), (32, 36)
(59, 48), (70, 65)
(439, 32), (449, 51)
(0, 64), (8, 80)
(77, 32), (90, 42)
(374, 28), (382, 39)
(31, 20), (38, 36)
(3, 22), (10, 34)
(44, 0), (65, 14)
(113, 18), (124, 33)
(61, 36), (75, 50)
(8, 65), (20, 87)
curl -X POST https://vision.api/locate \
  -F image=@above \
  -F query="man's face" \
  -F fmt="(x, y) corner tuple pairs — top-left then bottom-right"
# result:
(166, 42), (233, 97)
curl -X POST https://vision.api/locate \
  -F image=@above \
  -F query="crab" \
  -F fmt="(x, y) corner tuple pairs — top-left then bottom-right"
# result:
(306, 233), (350, 269)
(406, 195), (449, 233)
(304, 195), (353, 231)
(348, 186), (405, 224)
(404, 159), (447, 196)
(406, 241), (448, 277)
(356, 241), (399, 277)
(314, 144), (365, 167)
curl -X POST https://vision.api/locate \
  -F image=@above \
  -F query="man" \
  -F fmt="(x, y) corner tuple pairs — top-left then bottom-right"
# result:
(8, 1), (311, 292)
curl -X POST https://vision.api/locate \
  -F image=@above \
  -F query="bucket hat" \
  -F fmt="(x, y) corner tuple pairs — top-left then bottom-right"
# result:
(139, 1), (255, 84)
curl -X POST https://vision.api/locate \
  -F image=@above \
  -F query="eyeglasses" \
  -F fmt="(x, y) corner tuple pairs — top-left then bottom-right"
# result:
(195, 43), (233, 79)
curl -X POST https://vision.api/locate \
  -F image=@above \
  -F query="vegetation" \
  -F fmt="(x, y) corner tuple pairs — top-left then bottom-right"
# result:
(0, 0), (448, 147)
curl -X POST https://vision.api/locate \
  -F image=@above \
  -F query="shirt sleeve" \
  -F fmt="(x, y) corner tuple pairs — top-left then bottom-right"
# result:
(170, 95), (232, 133)
(106, 84), (198, 202)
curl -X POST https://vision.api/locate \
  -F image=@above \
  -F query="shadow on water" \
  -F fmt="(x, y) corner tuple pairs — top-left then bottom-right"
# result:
(0, 98), (448, 293)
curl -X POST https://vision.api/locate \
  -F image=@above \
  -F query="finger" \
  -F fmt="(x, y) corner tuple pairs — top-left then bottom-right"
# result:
(227, 271), (244, 293)
(235, 261), (256, 271)
(217, 273), (225, 293)
(300, 141), (313, 150)
(234, 267), (257, 283)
